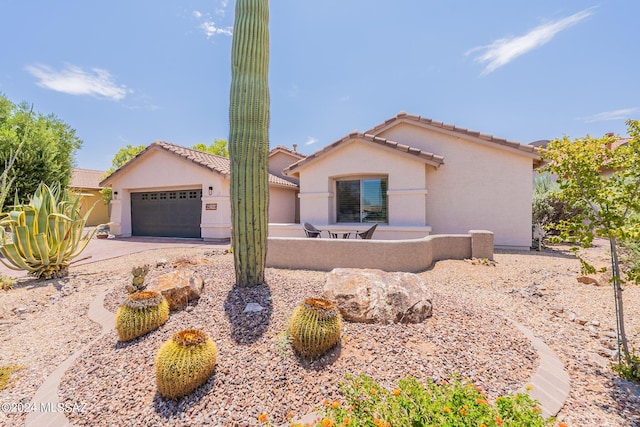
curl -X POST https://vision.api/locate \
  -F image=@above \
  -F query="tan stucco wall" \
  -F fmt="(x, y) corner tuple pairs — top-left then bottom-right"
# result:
(269, 151), (302, 179)
(266, 230), (493, 272)
(297, 140), (429, 226)
(376, 123), (534, 249)
(75, 189), (109, 226)
(106, 147), (298, 239)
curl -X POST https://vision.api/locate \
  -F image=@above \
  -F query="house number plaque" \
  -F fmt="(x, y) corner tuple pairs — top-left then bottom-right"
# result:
(205, 203), (218, 210)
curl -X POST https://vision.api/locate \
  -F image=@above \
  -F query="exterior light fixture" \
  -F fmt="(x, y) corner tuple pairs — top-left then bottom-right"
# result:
(113, 191), (118, 200)
(208, 186), (213, 196)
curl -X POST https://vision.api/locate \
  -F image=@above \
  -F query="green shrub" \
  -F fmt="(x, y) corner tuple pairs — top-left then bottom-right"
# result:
(612, 349), (640, 384)
(0, 275), (16, 291)
(304, 374), (555, 427)
(0, 364), (25, 390)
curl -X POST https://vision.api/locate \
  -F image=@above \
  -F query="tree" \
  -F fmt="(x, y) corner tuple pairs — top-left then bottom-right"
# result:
(192, 139), (229, 157)
(0, 95), (82, 211)
(228, 0), (270, 287)
(541, 120), (640, 374)
(107, 144), (147, 173)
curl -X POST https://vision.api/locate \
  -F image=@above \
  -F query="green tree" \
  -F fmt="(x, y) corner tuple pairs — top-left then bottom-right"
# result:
(228, 0), (270, 286)
(99, 144), (146, 204)
(192, 139), (229, 157)
(541, 120), (640, 373)
(0, 95), (81, 211)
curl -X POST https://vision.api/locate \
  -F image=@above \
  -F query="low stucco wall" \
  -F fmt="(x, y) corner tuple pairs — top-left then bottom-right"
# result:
(266, 230), (493, 273)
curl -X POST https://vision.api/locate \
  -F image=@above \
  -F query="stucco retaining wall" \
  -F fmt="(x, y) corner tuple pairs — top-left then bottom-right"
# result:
(266, 230), (493, 272)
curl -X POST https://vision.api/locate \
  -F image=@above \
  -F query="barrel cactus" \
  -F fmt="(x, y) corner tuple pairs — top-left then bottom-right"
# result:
(289, 297), (342, 359)
(155, 329), (217, 399)
(116, 291), (169, 342)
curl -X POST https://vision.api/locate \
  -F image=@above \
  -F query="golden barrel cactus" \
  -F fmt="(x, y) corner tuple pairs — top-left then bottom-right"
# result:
(155, 329), (217, 399)
(289, 298), (342, 359)
(116, 291), (169, 342)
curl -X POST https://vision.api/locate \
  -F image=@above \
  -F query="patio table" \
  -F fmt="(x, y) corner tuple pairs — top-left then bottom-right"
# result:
(318, 228), (361, 239)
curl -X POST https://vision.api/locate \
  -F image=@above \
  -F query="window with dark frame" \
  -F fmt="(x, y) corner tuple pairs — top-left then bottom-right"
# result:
(336, 177), (388, 223)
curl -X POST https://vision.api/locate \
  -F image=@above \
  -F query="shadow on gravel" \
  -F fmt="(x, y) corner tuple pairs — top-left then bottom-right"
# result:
(152, 372), (217, 419)
(296, 344), (342, 371)
(224, 283), (273, 345)
(608, 376), (640, 426)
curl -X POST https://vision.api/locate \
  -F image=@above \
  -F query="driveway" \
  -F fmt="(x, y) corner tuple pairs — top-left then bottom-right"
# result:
(0, 235), (230, 279)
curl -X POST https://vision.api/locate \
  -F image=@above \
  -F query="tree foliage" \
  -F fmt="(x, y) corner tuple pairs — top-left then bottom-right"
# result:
(541, 119), (640, 374)
(107, 144), (147, 174)
(0, 95), (82, 212)
(192, 139), (229, 157)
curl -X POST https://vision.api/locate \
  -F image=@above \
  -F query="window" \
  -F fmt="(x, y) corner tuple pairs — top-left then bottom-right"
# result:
(336, 178), (388, 223)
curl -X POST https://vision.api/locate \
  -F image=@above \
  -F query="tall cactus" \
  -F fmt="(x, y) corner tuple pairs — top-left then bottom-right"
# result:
(228, 0), (270, 287)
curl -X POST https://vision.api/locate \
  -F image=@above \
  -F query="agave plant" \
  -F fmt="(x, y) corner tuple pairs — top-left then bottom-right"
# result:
(0, 183), (96, 279)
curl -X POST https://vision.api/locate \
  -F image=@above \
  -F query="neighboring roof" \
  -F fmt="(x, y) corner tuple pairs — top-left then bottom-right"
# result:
(70, 168), (107, 189)
(366, 112), (541, 158)
(269, 145), (306, 160)
(528, 137), (631, 150)
(100, 141), (298, 188)
(284, 132), (445, 176)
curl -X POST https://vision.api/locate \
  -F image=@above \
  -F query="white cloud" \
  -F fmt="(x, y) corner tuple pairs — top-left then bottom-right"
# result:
(467, 7), (595, 76)
(200, 21), (233, 37)
(579, 108), (639, 123)
(25, 64), (129, 101)
(305, 137), (319, 146)
(193, 10), (203, 19)
(216, 0), (229, 16)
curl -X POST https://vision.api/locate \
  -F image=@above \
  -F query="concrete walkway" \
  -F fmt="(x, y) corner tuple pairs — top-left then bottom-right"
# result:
(25, 291), (571, 426)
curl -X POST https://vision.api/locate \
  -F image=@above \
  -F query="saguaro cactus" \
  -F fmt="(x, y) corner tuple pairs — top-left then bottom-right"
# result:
(228, 0), (270, 287)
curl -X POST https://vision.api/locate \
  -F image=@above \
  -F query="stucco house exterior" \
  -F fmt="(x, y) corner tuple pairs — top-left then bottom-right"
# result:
(280, 112), (541, 249)
(70, 168), (110, 226)
(100, 113), (540, 249)
(100, 141), (299, 240)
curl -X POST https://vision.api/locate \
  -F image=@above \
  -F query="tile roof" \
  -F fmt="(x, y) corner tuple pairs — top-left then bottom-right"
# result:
(284, 132), (444, 175)
(269, 145), (306, 159)
(100, 141), (298, 188)
(367, 112), (540, 157)
(70, 168), (107, 189)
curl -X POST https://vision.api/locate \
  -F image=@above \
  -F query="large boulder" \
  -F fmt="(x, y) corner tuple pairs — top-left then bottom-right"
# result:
(147, 270), (204, 311)
(324, 268), (432, 324)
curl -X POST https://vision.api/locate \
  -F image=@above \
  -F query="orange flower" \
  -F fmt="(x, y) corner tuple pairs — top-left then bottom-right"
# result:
(526, 385), (534, 391)
(495, 416), (504, 425)
(331, 400), (340, 409)
(342, 417), (350, 425)
(322, 399), (330, 406)
(286, 411), (294, 419)
(370, 388), (378, 395)
(393, 388), (401, 396)
(558, 422), (568, 427)
(532, 406), (541, 413)
(479, 424), (487, 427)
(443, 406), (452, 413)
(321, 419), (335, 427)
(258, 413), (268, 423)
(459, 408), (468, 416)
(476, 398), (488, 405)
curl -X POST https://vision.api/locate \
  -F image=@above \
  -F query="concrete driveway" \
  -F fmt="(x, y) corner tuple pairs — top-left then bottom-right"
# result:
(0, 235), (230, 279)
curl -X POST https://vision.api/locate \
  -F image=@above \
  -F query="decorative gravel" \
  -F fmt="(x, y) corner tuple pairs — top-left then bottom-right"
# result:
(59, 253), (537, 427)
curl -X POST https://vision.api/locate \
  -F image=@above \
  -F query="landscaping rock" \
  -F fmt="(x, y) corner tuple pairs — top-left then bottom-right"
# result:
(324, 268), (432, 324)
(147, 270), (204, 311)
(577, 276), (599, 285)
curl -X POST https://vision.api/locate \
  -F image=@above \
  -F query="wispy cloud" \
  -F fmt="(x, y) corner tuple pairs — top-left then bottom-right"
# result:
(215, 0), (229, 16)
(467, 7), (595, 76)
(579, 108), (640, 123)
(193, 9), (232, 38)
(305, 137), (319, 146)
(25, 64), (129, 101)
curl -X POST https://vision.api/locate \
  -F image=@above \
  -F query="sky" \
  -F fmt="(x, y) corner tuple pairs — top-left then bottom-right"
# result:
(1, 0), (639, 171)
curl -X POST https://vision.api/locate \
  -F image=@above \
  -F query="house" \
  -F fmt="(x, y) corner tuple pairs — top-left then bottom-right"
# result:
(99, 142), (299, 240)
(280, 112), (541, 249)
(70, 168), (110, 226)
(100, 113), (540, 249)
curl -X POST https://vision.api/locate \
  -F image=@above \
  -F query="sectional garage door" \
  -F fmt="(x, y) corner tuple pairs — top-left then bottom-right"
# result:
(131, 189), (202, 238)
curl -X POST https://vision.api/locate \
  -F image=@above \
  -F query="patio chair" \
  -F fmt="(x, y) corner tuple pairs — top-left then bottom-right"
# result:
(303, 222), (322, 238)
(357, 223), (378, 239)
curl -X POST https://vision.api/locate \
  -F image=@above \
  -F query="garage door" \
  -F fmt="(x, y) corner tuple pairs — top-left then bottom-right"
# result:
(131, 190), (202, 238)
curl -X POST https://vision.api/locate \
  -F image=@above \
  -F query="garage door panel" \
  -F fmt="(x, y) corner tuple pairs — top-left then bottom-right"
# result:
(131, 190), (202, 238)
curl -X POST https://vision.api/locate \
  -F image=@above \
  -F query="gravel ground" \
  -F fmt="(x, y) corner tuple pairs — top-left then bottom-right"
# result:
(1, 240), (640, 426)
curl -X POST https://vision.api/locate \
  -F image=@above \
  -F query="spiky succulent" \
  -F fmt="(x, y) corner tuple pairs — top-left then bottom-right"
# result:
(289, 297), (342, 359)
(126, 264), (150, 293)
(155, 329), (217, 399)
(116, 291), (169, 342)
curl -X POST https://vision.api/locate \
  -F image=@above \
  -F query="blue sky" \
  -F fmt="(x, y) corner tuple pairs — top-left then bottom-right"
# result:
(1, 1), (638, 171)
